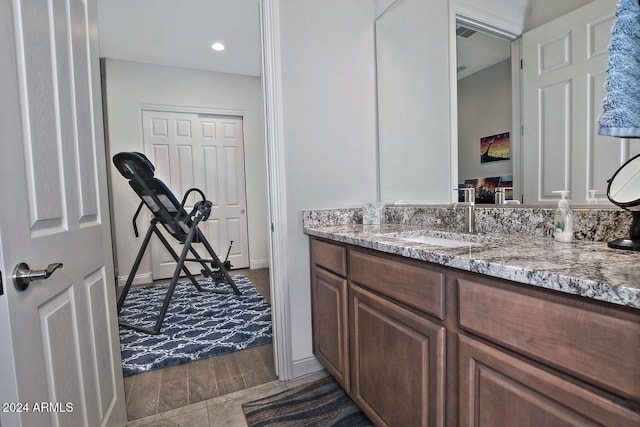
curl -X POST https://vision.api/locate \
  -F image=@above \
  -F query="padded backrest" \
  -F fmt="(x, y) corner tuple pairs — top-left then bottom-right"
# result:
(129, 178), (192, 242)
(113, 152), (193, 243)
(113, 152), (155, 179)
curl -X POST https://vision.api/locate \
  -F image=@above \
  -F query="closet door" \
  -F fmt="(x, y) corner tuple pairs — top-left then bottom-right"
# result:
(142, 109), (250, 278)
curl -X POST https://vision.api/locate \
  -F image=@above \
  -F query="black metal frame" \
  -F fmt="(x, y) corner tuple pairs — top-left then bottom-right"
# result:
(114, 152), (241, 335)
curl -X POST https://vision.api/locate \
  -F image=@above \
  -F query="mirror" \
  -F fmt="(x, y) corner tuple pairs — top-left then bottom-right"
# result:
(455, 21), (515, 204)
(376, 0), (604, 206)
(608, 154), (640, 207)
(376, 0), (453, 204)
(607, 153), (640, 250)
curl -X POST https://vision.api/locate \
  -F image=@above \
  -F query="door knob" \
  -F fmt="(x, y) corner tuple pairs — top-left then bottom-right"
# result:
(13, 262), (63, 291)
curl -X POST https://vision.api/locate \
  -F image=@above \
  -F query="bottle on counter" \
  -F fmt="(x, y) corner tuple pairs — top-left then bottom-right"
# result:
(587, 189), (599, 204)
(552, 190), (573, 243)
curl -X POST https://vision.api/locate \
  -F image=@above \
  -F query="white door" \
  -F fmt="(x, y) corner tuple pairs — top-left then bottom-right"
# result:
(521, 0), (639, 204)
(0, 1), (126, 426)
(142, 110), (250, 279)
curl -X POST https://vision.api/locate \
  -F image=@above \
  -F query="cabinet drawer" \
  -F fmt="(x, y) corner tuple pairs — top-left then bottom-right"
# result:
(310, 238), (347, 277)
(459, 278), (640, 402)
(350, 250), (445, 319)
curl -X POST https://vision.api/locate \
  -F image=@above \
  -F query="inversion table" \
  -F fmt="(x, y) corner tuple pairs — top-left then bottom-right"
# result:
(113, 152), (241, 335)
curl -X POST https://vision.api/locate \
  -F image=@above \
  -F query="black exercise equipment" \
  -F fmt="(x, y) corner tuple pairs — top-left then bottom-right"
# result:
(113, 151), (240, 335)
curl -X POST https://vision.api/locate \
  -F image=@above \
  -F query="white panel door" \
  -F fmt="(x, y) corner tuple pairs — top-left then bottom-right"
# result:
(0, 0), (126, 426)
(521, 0), (636, 204)
(142, 110), (250, 279)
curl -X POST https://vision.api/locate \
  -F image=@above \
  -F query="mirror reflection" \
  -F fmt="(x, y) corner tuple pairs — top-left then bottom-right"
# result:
(376, 0), (636, 206)
(376, 0), (453, 204)
(456, 22), (514, 203)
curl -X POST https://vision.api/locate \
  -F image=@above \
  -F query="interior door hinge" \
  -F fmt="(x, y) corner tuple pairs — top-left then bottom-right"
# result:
(520, 59), (523, 69)
(0, 271), (4, 296)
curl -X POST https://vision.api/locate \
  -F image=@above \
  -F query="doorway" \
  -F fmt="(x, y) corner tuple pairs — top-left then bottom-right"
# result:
(101, 36), (272, 427)
(456, 18), (515, 200)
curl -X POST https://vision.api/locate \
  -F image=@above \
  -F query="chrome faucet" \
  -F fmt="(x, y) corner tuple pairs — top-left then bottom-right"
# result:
(454, 187), (475, 233)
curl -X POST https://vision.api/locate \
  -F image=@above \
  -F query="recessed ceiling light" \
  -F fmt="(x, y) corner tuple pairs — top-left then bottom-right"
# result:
(211, 42), (225, 51)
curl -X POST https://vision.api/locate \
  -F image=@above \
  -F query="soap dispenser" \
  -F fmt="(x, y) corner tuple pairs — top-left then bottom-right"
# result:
(552, 190), (573, 243)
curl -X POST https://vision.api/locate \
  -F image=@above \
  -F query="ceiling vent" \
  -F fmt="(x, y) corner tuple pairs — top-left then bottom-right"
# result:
(456, 26), (477, 38)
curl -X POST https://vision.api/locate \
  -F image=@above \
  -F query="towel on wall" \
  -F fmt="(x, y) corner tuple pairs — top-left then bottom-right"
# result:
(598, 0), (640, 138)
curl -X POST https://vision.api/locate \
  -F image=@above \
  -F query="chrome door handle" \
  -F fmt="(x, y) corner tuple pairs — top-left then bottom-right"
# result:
(13, 262), (63, 291)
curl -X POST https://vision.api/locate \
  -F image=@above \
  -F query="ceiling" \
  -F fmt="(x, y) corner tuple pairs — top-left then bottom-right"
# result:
(456, 0), (595, 80)
(456, 26), (511, 80)
(97, 0), (596, 80)
(97, 0), (262, 77)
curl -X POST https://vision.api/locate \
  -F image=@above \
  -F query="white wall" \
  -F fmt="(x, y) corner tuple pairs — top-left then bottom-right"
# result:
(375, 0), (397, 15)
(103, 59), (269, 282)
(457, 59), (512, 184)
(277, 0), (378, 368)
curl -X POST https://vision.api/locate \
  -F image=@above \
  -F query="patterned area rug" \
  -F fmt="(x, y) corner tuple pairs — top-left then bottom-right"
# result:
(119, 275), (272, 376)
(242, 377), (373, 426)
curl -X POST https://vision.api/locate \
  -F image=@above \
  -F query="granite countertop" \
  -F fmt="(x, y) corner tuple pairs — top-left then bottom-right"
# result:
(304, 223), (640, 310)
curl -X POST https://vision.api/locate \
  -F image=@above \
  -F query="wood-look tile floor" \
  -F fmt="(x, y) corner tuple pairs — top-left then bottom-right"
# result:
(121, 268), (277, 422)
(125, 371), (329, 427)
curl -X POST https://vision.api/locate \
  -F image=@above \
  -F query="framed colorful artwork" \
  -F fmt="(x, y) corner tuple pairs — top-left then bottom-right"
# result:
(480, 132), (510, 163)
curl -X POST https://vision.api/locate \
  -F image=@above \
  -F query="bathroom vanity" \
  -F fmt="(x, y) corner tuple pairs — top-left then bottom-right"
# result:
(305, 215), (640, 426)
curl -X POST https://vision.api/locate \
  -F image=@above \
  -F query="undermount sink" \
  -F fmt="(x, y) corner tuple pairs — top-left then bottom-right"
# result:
(374, 229), (498, 248)
(396, 235), (480, 248)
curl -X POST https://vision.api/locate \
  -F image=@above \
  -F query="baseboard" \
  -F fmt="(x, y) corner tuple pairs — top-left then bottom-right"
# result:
(250, 258), (270, 270)
(291, 355), (324, 379)
(117, 272), (153, 287)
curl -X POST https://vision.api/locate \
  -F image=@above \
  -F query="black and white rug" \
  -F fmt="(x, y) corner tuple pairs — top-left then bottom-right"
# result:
(119, 275), (272, 376)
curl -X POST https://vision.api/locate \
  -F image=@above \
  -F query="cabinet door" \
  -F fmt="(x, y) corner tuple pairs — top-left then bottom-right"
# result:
(350, 284), (445, 427)
(458, 277), (640, 402)
(459, 334), (640, 427)
(311, 265), (350, 391)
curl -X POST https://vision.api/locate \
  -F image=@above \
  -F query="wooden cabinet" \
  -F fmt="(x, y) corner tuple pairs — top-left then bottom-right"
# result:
(350, 283), (445, 427)
(310, 239), (350, 390)
(309, 237), (640, 426)
(458, 277), (640, 403)
(349, 250), (445, 320)
(310, 238), (447, 426)
(349, 249), (447, 426)
(458, 334), (640, 427)
(457, 275), (640, 427)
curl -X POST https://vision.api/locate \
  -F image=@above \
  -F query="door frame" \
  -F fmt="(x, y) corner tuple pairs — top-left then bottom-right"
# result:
(259, 0), (293, 380)
(454, 6), (523, 203)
